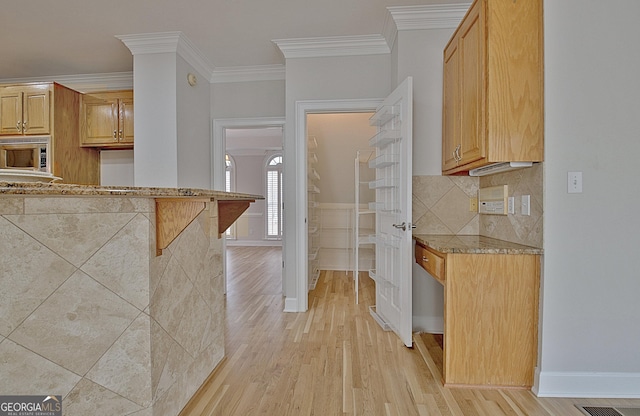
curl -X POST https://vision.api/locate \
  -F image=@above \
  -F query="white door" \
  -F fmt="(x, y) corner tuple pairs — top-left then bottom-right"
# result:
(370, 77), (413, 347)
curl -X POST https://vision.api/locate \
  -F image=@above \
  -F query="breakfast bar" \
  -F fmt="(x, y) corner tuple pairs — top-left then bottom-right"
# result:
(0, 182), (261, 415)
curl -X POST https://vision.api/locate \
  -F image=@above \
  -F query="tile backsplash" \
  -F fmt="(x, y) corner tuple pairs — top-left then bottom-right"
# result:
(412, 163), (543, 248)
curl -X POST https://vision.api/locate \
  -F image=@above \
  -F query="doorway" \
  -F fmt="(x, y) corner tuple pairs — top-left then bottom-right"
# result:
(212, 117), (285, 294)
(289, 100), (382, 312)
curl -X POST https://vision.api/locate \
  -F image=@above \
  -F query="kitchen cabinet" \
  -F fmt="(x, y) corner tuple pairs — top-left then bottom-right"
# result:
(415, 236), (540, 388)
(0, 82), (100, 185)
(0, 84), (50, 136)
(442, 0), (544, 175)
(80, 90), (133, 148)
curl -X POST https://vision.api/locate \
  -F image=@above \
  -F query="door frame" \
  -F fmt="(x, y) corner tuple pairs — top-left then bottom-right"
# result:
(291, 99), (382, 312)
(212, 117), (286, 293)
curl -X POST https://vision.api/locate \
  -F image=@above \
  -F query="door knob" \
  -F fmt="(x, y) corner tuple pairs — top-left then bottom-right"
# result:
(392, 222), (406, 231)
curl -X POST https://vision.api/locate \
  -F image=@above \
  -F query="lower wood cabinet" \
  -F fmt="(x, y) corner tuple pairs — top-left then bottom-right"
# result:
(415, 241), (540, 388)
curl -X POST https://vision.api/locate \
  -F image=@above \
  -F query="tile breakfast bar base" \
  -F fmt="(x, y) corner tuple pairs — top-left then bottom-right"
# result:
(0, 183), (260, 415)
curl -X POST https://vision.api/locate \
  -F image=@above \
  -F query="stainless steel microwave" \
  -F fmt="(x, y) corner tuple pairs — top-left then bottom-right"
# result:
(0, 136), (50, 172)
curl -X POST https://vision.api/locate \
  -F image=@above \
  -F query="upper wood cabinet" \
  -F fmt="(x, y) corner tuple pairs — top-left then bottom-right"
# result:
(81, 90), (133, 149)
(442, 0), (544, 175)
(0, 84), (51, 136)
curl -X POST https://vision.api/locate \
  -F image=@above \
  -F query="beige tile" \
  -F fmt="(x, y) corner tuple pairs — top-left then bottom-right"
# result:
(86, 313), (152, 407)
(5, 212), (136, 267)
(413, 211), (453, 235)
(432, 186), (478, 234)
(172, 216), (209, 283)
(81, 213), (150, 310)
(10, 270), (140, 375)
(0, 196), (23, 214)
(149, 256), (194, 336)
(0, 339), (80, 396)
(64, 378), (143, 416)
(150, 318), (174, 396)
(154, 337), (192, 401)
(412, 176), (454, 208)
(449, 175), (479, 197)
(0, 217), (76, 336)
(174, 288), (211, 357)
(24, 197), (151, 214)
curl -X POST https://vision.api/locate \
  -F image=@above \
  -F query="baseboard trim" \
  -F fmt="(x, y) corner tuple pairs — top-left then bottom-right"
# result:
(534, 368), (640, 398)
(283, 297), (299, 312)
(226, 240), (282, 247)
(412, 316), (444, 334)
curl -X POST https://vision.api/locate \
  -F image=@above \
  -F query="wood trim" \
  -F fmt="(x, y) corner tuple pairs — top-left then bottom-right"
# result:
(155, 198), (207, 255)
(218, 200), (253, 237)
(154, 197), (256, 255)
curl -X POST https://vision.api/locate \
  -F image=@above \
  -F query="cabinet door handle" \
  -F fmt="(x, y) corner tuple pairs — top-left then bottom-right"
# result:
(454, 144), (461, 163)
(16, 121), (21, 131)
(422, 256), (429, 262)
(113, 130), (118, 140)
(119, 130), (123, 139)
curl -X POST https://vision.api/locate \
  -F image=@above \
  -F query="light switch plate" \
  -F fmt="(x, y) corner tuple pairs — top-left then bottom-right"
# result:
(568, 171), (583, 193)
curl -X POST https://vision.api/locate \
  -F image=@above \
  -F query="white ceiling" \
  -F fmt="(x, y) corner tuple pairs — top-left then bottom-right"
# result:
(1, 0), (466, 80)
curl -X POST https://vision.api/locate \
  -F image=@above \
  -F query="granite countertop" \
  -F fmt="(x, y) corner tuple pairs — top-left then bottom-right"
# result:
(413, 234), (543, 255)
(0, 181), (263, 201)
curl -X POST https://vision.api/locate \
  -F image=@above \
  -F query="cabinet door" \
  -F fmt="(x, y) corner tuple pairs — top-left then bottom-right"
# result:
(118, 95), (134, 144)
(442, 40), (460, 172)
(22, 87), (50, 135)
(458, 0), (485, 167)
(82, 96), (119, 146)
(0, 87), (23, 135)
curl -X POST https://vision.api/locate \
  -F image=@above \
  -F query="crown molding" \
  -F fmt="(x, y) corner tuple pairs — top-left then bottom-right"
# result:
(212, 64), (285, 84)
(0, 72), (133, 93)
(273, 35), (390, 59)
(116, 31), (214, 81)
(388, 4), (471, 30)
(382, 4), (471, 49)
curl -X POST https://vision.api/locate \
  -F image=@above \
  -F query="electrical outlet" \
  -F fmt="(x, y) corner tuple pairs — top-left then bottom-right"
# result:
(469, 197), (478, 212)
(521, 195), (531, 216)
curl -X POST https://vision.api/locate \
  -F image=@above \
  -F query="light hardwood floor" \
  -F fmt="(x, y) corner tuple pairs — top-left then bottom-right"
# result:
(180, 246), (640, 416)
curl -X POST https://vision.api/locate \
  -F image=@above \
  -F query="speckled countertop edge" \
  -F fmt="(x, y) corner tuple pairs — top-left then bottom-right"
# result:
(413, 234), (543, 255)
(0, 181), (263, 200)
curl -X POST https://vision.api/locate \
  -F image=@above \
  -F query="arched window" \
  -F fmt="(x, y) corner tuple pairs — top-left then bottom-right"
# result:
(266, 154), (283, 239)
(225, 154), (236, 237)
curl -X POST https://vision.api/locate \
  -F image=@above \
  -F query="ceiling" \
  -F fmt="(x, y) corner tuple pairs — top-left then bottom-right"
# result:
(1, 0), (466, 80)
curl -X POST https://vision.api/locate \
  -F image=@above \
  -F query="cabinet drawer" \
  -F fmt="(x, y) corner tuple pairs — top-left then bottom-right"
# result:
(415, 243), (445, 284)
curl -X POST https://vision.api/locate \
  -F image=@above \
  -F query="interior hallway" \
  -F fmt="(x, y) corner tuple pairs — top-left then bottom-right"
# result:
(180, 246), (640, 416)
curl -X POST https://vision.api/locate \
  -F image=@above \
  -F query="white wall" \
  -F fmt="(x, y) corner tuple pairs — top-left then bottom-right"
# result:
(100, 150), (134, 186)
(395, 29), (454, 177)
(133, 52), (179, 187)
(537, 0), (640, 397)
(212, 80), (285, 119)
(394, 28), (457, 333)
(176, 56), (212, 189)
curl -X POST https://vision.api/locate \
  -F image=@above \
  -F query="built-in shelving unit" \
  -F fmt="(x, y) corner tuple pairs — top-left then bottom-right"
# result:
(368, 105), (402, 308)
(353, 149), (376, 304)
(308, 136), (321, 290)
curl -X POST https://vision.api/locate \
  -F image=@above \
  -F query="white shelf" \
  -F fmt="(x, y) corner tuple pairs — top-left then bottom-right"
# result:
(369, 128), (401, 148)
(368, 154), (399, 169)
(369, 178), (398, 189)
(369, 105), (398, 126)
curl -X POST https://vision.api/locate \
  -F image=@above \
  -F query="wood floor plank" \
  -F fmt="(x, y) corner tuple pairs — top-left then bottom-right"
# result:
(179, 246), (640, 416)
